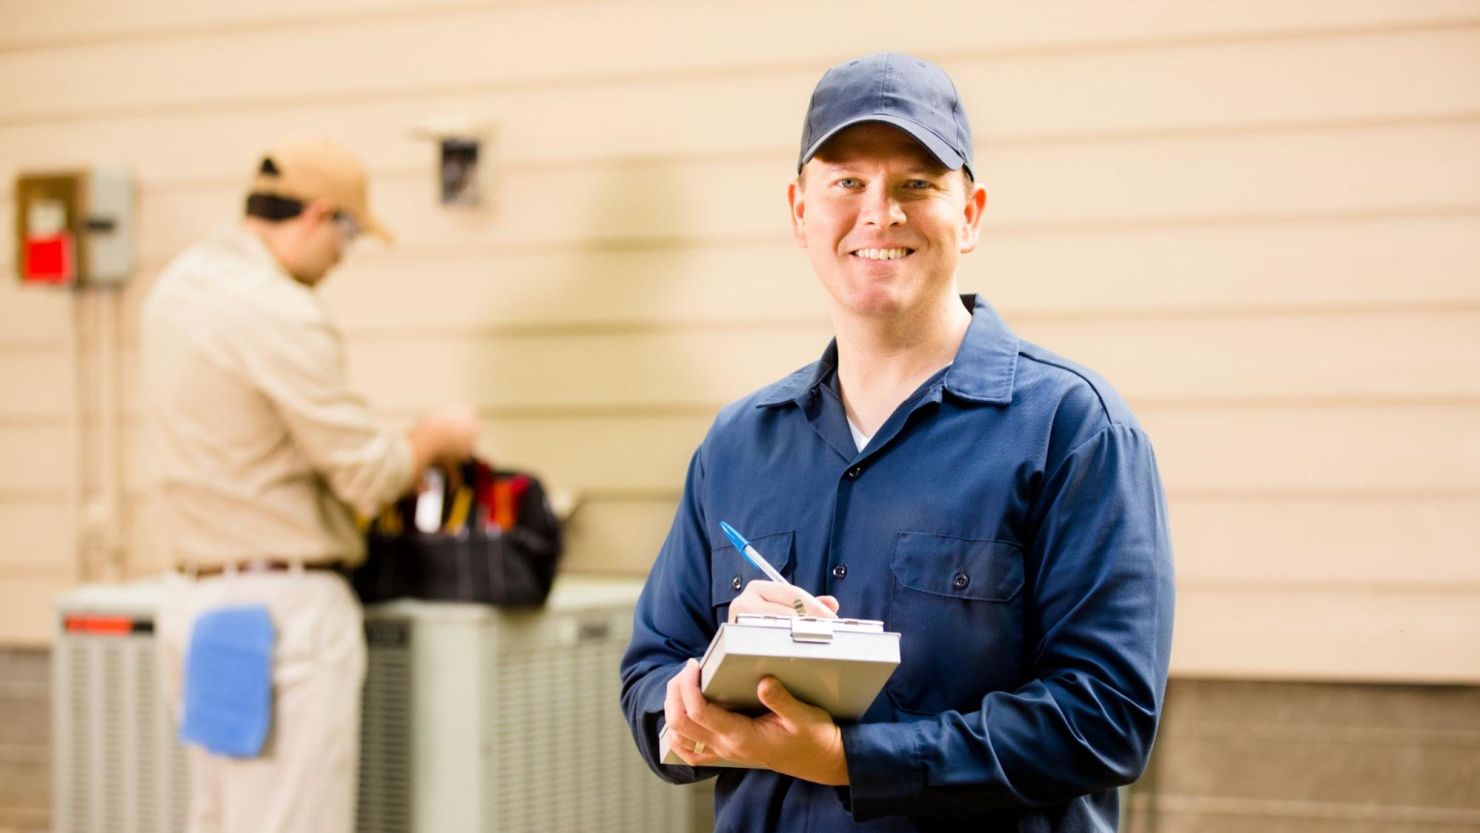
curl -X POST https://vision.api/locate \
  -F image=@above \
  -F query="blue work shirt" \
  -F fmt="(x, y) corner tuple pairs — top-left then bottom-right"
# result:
(620, 294), (1175, 832)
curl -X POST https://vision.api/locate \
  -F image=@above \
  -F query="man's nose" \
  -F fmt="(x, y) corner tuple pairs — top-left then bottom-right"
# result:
(859, 184), (906, 227)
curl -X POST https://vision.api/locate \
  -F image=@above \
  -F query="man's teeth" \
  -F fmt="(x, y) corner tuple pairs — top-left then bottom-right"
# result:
(853, 248), (910, 261)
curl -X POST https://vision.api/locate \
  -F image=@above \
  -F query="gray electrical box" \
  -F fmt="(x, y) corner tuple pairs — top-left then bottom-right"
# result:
(14, 166), (134, 287)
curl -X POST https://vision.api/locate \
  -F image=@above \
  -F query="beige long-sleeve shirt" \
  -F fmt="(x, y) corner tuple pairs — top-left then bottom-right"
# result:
(141, 226), (412, 568)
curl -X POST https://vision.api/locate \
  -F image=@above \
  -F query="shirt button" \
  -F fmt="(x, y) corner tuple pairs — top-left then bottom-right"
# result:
(952, 572), (970, 590)
(844, 465), (864, 480)
(731, 575), (743, 591)
(832, 564), (848, 580)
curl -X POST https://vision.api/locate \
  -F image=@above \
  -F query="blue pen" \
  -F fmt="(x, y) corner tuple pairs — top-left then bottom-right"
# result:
(720, 521), (824, 616)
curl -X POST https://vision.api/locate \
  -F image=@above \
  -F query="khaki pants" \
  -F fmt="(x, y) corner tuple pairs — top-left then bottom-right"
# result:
(158, 568), (367, 833)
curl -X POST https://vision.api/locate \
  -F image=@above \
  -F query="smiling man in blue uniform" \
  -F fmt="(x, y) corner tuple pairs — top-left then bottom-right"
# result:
(620, 53), (1175, 831)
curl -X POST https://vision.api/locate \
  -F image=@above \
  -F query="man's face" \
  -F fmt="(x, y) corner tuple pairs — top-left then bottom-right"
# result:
(289, 200), (351, 286)
(788, 122), (985, 321)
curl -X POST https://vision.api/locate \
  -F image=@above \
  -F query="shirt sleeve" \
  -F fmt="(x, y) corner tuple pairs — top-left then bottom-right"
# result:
(840, 424), (1175, 820)
(618, 447), (721, 784)
(236, 303), (413, 519)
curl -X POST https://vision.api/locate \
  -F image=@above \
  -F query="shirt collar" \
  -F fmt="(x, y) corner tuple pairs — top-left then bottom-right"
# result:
(756, 293), (1019, 408)
(942, 294), (1019, 405)
(754, 343), (838, 407)
(212, 224), (294, 279)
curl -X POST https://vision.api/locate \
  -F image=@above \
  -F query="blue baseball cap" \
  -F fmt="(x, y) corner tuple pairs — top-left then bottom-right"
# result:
(798, 52), (974, 179)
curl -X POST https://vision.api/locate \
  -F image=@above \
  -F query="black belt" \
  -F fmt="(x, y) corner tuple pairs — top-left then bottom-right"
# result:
(182, 559), (347, 578)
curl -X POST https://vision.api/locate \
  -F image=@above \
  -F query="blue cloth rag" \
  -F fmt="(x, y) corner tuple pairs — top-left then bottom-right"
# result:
(178, 604), (276, 758)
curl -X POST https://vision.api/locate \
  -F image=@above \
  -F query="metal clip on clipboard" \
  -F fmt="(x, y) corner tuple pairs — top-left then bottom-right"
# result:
(789, 617), (834, 643)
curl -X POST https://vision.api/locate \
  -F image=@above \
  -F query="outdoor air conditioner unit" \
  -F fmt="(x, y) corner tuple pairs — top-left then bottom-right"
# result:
(52, 581), (188, 833)
(53, 576), (696, 833)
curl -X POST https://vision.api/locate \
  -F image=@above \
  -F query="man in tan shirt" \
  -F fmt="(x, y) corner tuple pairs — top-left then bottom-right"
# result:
(143, 138), (478, 833)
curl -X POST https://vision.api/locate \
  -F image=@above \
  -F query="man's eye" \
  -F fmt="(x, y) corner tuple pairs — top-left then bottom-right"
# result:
(837, 178), (862, 189)
(904, 179), (933, 190)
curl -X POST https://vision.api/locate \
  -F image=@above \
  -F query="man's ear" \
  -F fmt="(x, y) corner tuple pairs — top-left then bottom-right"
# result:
(959, 182), (988, 254)
(787, 180), (807, 247)
(304, 197), (338, 227)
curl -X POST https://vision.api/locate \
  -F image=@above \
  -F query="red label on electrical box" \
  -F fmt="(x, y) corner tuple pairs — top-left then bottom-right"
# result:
(23, 233), (74, 284)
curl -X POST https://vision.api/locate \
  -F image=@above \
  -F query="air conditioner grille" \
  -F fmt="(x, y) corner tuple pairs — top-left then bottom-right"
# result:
(53, 630), (186, 833)
(358, 618), (413, 833)
(484, 612), (687, 833)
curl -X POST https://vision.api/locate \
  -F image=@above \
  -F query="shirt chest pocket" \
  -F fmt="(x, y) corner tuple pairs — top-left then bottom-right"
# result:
(709, 530), (797, 621)
(887, 532), (1025, 715)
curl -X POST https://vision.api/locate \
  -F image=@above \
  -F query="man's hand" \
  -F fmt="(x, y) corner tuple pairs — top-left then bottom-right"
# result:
(728, 580), (839, 622)
(407, 405), (481, 482)
(663, 658), (850, 786)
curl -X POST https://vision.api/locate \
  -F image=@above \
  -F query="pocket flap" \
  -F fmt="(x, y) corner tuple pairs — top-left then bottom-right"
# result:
(891, 533), (1024, 602)
(710, 529), (796, 607)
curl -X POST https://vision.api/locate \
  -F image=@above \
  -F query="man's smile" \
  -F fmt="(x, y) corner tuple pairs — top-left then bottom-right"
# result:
(850, 247), (915, 261)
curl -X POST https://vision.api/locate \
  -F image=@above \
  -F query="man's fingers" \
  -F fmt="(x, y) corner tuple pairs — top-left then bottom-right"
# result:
(670, 731), (715, 766)
(677, 659), (711, 722)
(675, 658), (746, 739)
(730, 581), (799, 620)
(665, 660), (726, 766)
(791, 591), (838, 619)
(664, 658), (698, 708)
(757, 675), (834, 727)
(734, 581), (838, 620)
(755, 675), (803, 723)
(816, 595), (841, 615)
(683, 738), (720, 765)
(754, 582), (810, 609)
(665, 659), (711, 745)
(730, 599), (809, 622)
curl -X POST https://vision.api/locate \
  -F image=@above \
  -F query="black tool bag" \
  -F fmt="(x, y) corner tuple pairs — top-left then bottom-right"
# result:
(352, 461), (563, 607)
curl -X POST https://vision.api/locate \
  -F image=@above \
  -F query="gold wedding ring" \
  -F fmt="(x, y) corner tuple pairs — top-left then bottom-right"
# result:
(693, 740), (706, 754)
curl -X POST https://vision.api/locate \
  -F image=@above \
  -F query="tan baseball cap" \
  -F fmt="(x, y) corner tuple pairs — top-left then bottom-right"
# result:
(248, 137), (393, 242)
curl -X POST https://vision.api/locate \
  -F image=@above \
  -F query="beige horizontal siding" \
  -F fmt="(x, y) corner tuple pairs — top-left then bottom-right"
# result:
(1172, 497), (1480, 586)
(0, 502), (73, 571)
(15, 310), (1468, 420)
(10, 212), (1480, 346)
(19, 400), (1479, 583)
(3, 25), (1480, 184)
(98, 492), (1480, 599)
(73, 399), (1480, 497)
(0, 281), (68, 345)
(28, 403), (1471, 507)
(320, 215), (1480, 330)
(0, 0), (551, 51)
(1012, 311), (1480, 400)
(0, 575), (77, 647)
(6, 0), (1477, 54)
(0, 424), (70, 493)
(3, 0), (1477, 122)
(0, 401), (1460, 527)
(0, 353), (73, 419)
(324, 312), (1479, 408)
(5, 121), (1480, 266)
(1173, 587), (1480, 684)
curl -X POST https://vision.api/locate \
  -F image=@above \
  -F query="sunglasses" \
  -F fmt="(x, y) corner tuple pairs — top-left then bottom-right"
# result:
(332, 211), (363, 244)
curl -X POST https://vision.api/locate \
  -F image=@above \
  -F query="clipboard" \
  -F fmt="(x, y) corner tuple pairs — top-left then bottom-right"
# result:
(658, 614), (901, 767)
